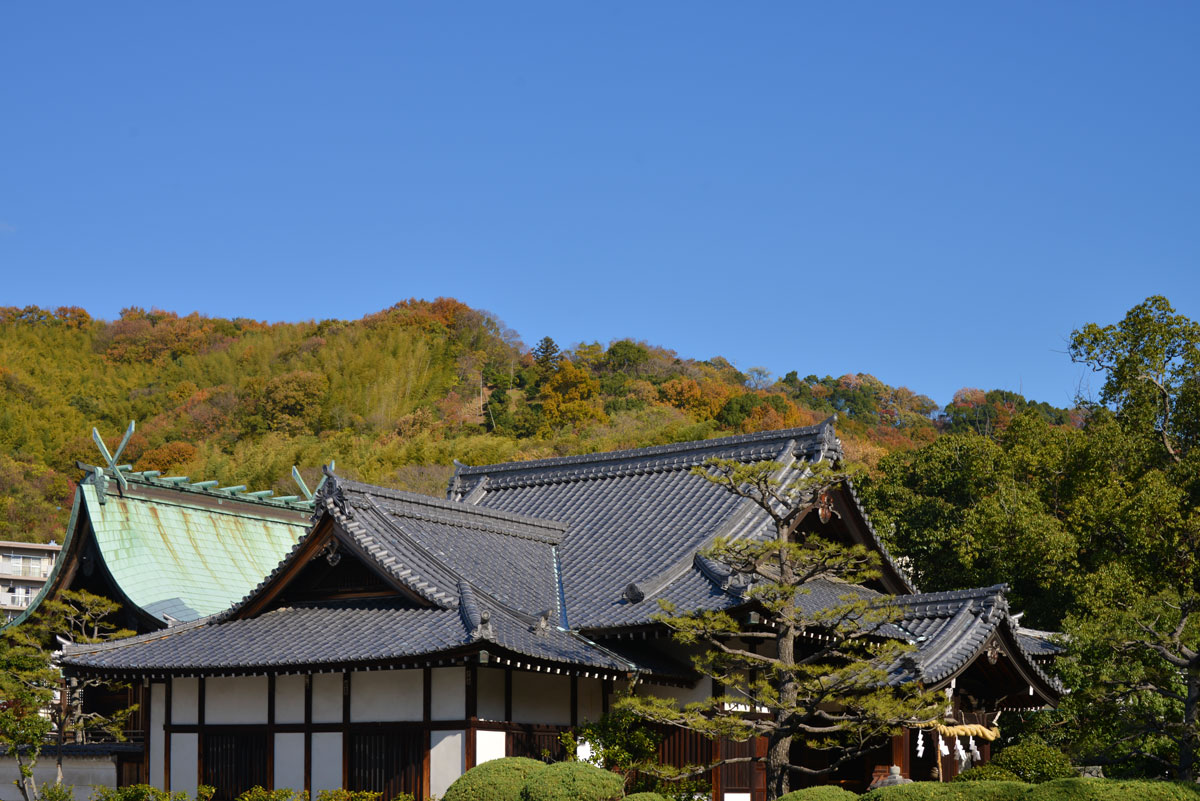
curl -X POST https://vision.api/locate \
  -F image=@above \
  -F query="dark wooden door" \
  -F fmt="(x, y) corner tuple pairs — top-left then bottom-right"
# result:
(203, 732), (270, 801)
(348, 730), (424, 801)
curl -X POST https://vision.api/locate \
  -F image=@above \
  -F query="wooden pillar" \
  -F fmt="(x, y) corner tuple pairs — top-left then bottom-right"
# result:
(711, 738), (721, 801)
(342, 672), (351, 788)
(503, 667), (512, 724)
(422, 668), (431, 800)
(163, 679), (172, 792)
(196, 678), (206, 789)
(569, 676), (578, 728)
(890, 732), (904, 771)
(266, 675), (275, 789)
(465, 663), (478, 770)
(141, 682), (151, 785)
(303, 675), (312, 795)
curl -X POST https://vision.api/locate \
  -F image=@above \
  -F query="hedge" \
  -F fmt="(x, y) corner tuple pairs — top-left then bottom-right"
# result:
(990, 742), (1076, 784)
(622, 794), (670, 801)
(861, 781), (1030, 800)
(778, 787), (861, 800)
(954, 765), (1024, 783)
(1025, 778), (1200, 800)
(519, 760), (624, 801)
(443, 757), (550, 801)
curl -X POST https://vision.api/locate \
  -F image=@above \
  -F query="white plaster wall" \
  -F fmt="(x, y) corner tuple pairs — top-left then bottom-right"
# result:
(170, 733), (198, 796)
(172, 677), (199, 725)
(274, 732), (305, 791)
(430, 667), (464, 721)
(0, 756), (115, 801)
(311, 732), (342, 792)
(350, 670), (422, 722)
(150, 682), (165, 788)
(476, 730), (506, 765)
(276, 674), (306, 724)
(477, 667), (505, 721)
(512, 672), (570, 725)
(578, 677), (603, 724)
(638, 676), (711, 705)
(429, 730), (464, 798)
(206, 675), (269, 724)
(312, 673), (343, 724)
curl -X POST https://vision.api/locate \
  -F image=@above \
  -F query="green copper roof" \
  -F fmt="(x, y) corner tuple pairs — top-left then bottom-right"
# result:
(79, 479), (311, 622)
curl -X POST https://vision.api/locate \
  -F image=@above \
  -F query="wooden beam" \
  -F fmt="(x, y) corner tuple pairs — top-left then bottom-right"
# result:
(236, 522), (335, 619)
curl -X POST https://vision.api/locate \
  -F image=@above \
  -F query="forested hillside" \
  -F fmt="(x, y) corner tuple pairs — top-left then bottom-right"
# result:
(7, 295), (1200, 778)
(0, 298), (1066, 545)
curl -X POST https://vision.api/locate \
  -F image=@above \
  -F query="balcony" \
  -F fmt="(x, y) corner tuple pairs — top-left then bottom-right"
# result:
(0, 563), (50, 579)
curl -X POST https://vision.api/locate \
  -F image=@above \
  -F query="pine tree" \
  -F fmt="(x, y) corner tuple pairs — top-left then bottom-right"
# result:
(621, 459), (940, 800)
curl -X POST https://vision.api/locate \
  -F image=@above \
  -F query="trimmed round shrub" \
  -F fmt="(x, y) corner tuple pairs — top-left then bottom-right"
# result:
(990, 741), (1076, 784)
(1027, 778), (1200, 800)
(779, 787), (861, 800)
(623, 794), (669, 801)
(953, 765), (1023, 783)
(443, 757), (548, 801)
(861, 781), (1028, 800)
(520, 761), (624, 801)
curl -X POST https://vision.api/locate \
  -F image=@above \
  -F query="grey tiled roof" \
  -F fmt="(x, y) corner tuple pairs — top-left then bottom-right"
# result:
(61, 426), (1057, 698)
(1015, 627), (1065, 659)
(452, 422), (849, 627)
(61, 597), (635, 675)
(62, 478), (634, 677)
(883, 585), (1062, 694)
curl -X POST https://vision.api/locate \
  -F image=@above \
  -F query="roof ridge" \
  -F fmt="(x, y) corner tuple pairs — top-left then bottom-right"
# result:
(453, 419), (838, 479)
(341, 478), (567, 538)
(891, 584), (1008, 606)
(355, 498), (550, 625)
(62, 614), (215, 656)
(350, 502), (461, 606)
(346, 483), (566, 544)
(79, 463), (316, 514)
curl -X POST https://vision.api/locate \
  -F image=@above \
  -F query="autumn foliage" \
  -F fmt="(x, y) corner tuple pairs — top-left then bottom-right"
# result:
(0, 299), (1071, 543)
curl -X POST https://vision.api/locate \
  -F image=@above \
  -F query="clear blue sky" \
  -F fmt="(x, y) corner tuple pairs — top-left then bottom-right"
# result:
(2, 3), (1196, 408)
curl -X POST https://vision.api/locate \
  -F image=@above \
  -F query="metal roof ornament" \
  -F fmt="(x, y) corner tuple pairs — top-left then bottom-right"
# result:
(315, 463), (352, 519)
(93, 421), (135, 496)
(291, 466), (314, 500)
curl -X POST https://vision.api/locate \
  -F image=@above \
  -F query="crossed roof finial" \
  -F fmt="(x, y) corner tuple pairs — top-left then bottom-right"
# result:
(93, 421), (135, 494)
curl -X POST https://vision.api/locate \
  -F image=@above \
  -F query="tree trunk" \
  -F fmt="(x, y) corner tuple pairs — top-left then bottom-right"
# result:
(767, 731), (793, 801)
(766, 529), (800, 800)
(16, 756), (36, 801)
